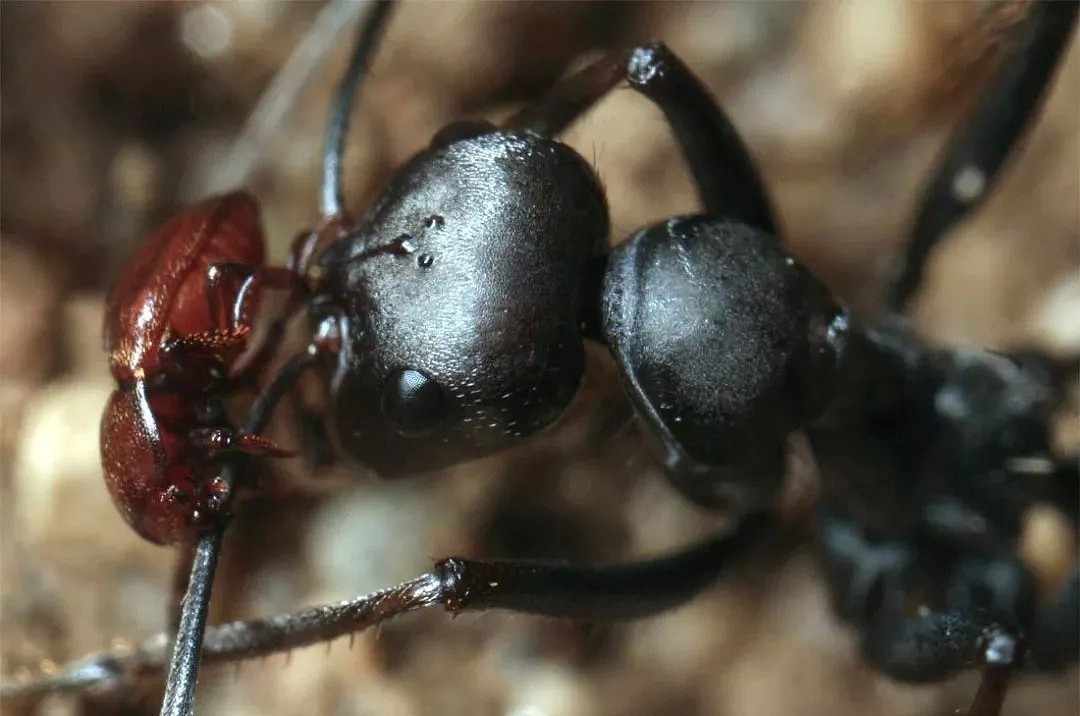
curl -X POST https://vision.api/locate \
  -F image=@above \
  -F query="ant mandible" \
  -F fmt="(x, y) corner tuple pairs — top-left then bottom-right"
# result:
(3, 3), (1076, 716)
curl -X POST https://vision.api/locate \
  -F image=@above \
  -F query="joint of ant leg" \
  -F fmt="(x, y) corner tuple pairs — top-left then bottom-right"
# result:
(626, 43), (670, 87)
(431, 557), (496, 615)
(311, 320), (343, 357)
(432, 557), (469, 613)
(981, 626), (1024, 669)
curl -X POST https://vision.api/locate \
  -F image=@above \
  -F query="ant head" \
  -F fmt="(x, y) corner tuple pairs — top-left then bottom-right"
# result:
(290, 1), (610, 477)
(311, 130), (608, 477)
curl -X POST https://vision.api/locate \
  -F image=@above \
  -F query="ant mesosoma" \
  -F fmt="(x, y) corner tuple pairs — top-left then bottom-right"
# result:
(3, 3), (1076, 715)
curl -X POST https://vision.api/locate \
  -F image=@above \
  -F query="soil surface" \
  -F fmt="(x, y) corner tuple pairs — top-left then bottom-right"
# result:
(2, 3), (1077, 715)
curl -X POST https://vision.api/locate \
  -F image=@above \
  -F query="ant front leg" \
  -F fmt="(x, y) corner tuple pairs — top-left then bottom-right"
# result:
(814, 511), (919, 625)
(191, 327), (343, 463)
(0, 516), (773, 702)
(863, 610), (1023, 716)
(161, 338), (333, 712)
(505, 42), (777, 232)
(168, 545), (197, 634)
(436, 513), (773, 620)
(859, 549), (1039, 716)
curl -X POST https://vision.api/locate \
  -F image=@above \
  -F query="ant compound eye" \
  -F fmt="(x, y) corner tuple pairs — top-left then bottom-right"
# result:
(382, 368), (447, 437)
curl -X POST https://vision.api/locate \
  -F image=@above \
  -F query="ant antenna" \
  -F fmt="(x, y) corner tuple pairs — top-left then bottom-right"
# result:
(321, 0), (397, 218)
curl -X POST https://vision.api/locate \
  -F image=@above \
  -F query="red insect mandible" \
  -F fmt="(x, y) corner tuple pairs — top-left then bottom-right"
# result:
(100, 191), (293, 544)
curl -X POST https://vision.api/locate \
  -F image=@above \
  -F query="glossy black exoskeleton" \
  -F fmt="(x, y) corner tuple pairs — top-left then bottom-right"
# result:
(7, 4), (1077, 716)
(814, 326), (1070, 543)
(603, 216), (846, 509)
(308, 130), (608, 475)
(301, 39), (854, 508)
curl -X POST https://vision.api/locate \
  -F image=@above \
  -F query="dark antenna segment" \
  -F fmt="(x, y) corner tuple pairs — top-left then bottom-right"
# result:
(321, 1), (397, 218)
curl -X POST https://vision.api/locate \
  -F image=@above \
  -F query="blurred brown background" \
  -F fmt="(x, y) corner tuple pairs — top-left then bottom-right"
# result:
(1, 2), (1077, 715)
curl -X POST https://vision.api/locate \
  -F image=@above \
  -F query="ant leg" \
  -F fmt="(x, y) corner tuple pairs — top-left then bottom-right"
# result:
(235, 266), (304, 380)
(3, 516), (773, 700)
(168, 546), (197, 634)
(294, 400), (338, 468)
(862, 610), (1022, 716)
(888, 3), (1079, 311)
(3, 352), (319, 704)
(431, 513), (772, 621)
(859, 549), (1038, 715)
(862, 608), (1022, 681)
(162, 341), (328, 713)
(947, 551), (1037, 628)
(505, 43), (776, 232)
(814, 511), (917, 624)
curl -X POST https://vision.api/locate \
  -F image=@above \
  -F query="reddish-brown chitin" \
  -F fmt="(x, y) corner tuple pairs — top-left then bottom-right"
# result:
(101, 191), (282, 544)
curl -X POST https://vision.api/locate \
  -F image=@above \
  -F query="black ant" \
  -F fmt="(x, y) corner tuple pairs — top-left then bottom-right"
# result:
(2, 3), (1076, 715)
